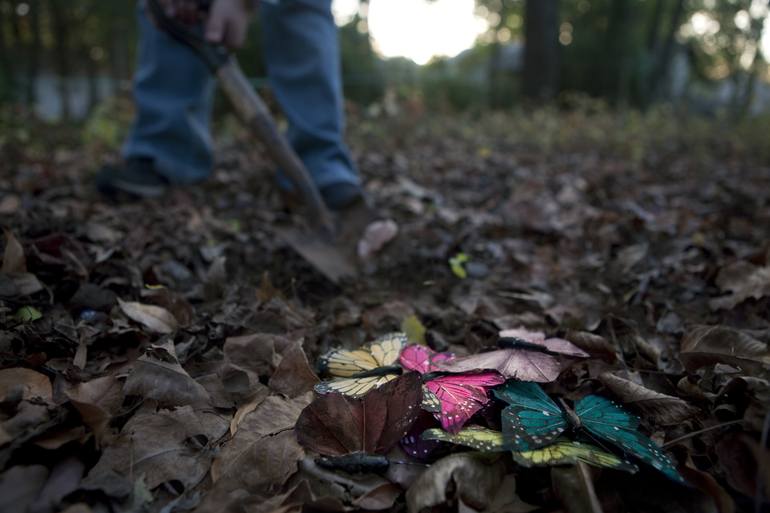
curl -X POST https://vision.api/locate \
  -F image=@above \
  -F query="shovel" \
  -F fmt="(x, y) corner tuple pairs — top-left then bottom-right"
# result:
(147, 0), (368, 282)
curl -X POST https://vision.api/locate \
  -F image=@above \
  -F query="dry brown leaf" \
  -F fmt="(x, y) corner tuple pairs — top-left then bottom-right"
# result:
(123, 340), (210, 406)
(680, 326), (770, 374)
(82, 406), (228, 494)
(118, 299), (178, 334)
(229, 389), (270, 436)
(268, 343), (319, 398)
(220, 333), (291, 403)
(209, 394), (311, 497)
(2, 229), (26, 273)
(710, 261), (770, 310)
(65, 375), (124, 443)
(405, 453), (506, 513)
(357, 219), (399, 260)
(565, 331), (617, 360)
(0, 368), (52, 402)
(599, 372), (698, 425)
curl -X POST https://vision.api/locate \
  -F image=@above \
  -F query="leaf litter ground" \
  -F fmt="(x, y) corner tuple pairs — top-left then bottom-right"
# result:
(1, 110), (769, 513)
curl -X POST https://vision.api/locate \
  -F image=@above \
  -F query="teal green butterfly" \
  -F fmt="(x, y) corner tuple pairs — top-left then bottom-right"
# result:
(421, 426), (637, 472)
(493, 382), (684, 483)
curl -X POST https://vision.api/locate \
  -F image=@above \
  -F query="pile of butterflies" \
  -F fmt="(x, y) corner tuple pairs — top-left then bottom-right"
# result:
(295, 331), (685, 484)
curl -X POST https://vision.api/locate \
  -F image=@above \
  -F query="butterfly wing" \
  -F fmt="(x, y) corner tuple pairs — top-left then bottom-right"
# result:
(320, 332), (406, 378)
(422, 425), (508, 452)
(320, 348), (380, 377)
(575, 395), (684, 482)
(421, 385), (441, 413)
(314, 374), (398, 398)
(368, 332), (408, 367)
(493, 381), (568, 450)
(400, 344), (453, 374)
(426, 372), (505, 434)
(512, 440), (638, 472)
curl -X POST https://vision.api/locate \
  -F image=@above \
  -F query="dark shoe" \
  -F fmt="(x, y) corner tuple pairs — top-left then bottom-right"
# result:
(96, 158), (170, 199)
(320, 182), (364, 211)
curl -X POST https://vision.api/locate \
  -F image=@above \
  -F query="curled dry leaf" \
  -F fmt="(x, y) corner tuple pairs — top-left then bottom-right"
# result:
(0, 368), (52, 402)
(123, 340), (211, 406)
(405, 452), (506, 513)
(599, 372), (698, 425)
(709, 261), (770, 311)
(565, 330), (617, 360)
(679, 326), (770, 374)
(357, 219), (398, 260)
(118, 298), (178, 334)
(82, 406), (228, 494)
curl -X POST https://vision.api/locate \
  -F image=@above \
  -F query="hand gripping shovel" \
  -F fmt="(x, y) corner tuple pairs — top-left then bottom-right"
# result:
(147, 0), (367, 282)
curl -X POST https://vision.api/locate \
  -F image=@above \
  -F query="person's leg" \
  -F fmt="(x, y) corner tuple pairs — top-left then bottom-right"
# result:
(121, 2), (215, 185)
(260, 0), (361, 207)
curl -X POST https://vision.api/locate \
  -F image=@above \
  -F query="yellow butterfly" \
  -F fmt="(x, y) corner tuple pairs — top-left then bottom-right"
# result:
(314, 332), (407, 398)
(422, 426), (638, 472)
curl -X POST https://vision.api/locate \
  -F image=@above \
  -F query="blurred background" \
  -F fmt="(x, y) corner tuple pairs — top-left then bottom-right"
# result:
(0, 0), (769, 148)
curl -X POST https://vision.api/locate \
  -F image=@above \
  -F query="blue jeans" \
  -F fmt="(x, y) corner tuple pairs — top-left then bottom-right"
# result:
(123, 0), (358, 189)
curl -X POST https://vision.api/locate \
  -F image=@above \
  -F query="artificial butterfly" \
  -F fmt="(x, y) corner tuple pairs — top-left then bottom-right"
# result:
(314, 332), (406, 398)
(436, 328), (588, 382)
(297, 372), (422, 456)
(422, 426), (637, 472)
(493, 381), (684, 482)
(400, 345), (505, 433)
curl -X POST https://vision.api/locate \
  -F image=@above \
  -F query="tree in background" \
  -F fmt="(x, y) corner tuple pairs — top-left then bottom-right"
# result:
(522, 0), (559, 100)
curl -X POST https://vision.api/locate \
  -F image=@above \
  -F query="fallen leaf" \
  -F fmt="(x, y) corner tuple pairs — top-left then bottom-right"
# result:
(118, 299), (178, 334)
(123, 340), (210, 406)
(210, 394), (311, 496)
(0, 465), (49, 513)
(551, 462), (603, 513)
(449, 252), (469, 279)
(65, 375), (124, 443)
(2, 229), (26, 273)
(565, 331), (617, 360)
(82, 406), (228, 494)
(680, 461), (735, 513)
(229, 391), (269, 436)
(679, 326), (770, 374)
(401, 314), (427, 345)
(0, 368), (52, 402)
(599, 372), (698, 425)
(28, 457), (85, 513)
(405, 452), (505, 513)
(14, 306), (42, 323)
(358, 219), (398, 259)
(709, 261), (770, 310)
(268, 343), (319, 398)
(296, 373), (422, 456)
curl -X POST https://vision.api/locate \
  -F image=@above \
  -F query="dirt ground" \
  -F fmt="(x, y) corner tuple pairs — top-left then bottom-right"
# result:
(1, 108), (769, 513)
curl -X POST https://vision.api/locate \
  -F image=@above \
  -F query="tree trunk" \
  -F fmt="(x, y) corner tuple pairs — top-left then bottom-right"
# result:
(25, 0), (40, 107)
(648, 0), (685, 103)
(603, 0), (632, 103)
(48, 0), (71, 121)
(0, 1), (15, 100)
(522, 0), (559, 100)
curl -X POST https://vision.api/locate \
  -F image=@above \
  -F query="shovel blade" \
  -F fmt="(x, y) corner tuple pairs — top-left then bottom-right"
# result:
(275, 226), (358, 283)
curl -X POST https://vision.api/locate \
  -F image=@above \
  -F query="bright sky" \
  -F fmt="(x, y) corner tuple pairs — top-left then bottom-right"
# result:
(332, 0), (488, 65)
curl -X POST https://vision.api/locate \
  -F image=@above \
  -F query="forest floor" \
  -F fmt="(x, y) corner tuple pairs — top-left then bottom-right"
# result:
(1, 106), (769, 513)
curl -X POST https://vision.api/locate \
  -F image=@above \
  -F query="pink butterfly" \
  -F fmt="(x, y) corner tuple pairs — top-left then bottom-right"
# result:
(400, 345), (504, 434)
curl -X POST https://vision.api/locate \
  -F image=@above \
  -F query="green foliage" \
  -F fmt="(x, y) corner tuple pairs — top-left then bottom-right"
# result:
(81, 96), (134, 154)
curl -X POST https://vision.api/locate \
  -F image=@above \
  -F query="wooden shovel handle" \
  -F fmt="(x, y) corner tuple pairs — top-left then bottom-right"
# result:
(217, 58), (335, 235)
